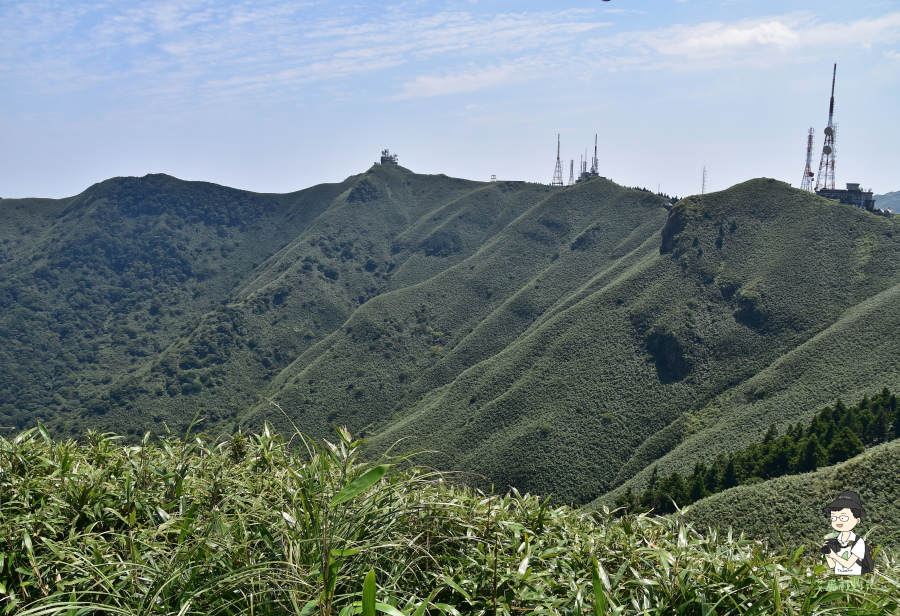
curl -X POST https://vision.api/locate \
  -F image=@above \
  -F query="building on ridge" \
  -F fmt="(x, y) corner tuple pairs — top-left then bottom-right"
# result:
(380, 149), (399, 165)
(816, 183), (876, 211)
(576, 134), (600, 183)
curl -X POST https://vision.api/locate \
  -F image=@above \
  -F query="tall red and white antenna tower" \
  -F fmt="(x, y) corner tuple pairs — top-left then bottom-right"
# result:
(551, 134), (564, 186)
(800, 127), (815, 192)
(815, 64), (837, 191)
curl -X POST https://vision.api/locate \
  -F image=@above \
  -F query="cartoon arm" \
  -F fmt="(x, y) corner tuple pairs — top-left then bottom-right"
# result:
(828, 550), (859, 569)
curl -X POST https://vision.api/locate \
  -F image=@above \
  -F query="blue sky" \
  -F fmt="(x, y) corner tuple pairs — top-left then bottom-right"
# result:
(1, 0), (898, 200)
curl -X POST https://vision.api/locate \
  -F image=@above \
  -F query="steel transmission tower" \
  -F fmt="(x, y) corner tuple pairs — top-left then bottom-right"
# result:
(815, 64), (837, 191)
(567, 160), (575, 186)
(552, 134), (564, 186)
(800, 127), (815, 192)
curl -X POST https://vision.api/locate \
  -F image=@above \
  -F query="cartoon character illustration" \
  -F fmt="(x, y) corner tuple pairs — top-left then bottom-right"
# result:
(822, 490), (873, 575)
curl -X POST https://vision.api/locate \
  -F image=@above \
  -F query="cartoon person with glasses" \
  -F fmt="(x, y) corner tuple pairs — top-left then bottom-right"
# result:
(822, 491), (872, 575)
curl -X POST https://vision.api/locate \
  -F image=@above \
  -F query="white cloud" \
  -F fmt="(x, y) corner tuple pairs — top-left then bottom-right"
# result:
(584, 11), (900, 71)
(393, 60), (539, 99)
(0, 2), (609, 105)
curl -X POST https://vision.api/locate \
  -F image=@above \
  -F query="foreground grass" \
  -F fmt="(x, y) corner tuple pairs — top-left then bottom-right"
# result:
(1, 425), (897, 615)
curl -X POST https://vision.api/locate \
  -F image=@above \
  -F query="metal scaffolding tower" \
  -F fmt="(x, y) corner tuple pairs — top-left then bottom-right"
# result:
(815, 64), (837, 191)
(552, 134), (564, 186)
(801, 127), (815, 192)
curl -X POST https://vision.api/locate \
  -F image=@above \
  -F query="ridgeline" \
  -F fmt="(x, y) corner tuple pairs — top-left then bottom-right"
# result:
(2, 166), (899, 508)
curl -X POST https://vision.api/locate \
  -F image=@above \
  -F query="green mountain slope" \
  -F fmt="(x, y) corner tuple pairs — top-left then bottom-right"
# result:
(682, 439), (900, 551)
(0, 173), (357, 427)
(358, 179), (900, 504)
(587, 182), (900, 507)
(874, 190), (900, 214)
(2, 168), (899, 508)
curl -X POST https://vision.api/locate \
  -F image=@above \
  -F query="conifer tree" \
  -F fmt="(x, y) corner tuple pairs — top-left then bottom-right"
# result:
(722, 458), (738, 489)
(796, 434), (827, 472)
(762, 423), (779, 445)
(762, 437), (793, 478)
(827, 426), (864, 465)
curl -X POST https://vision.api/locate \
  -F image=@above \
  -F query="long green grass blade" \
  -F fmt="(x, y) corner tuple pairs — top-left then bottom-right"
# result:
(592, 555), (607, 616)
(362, 569), (376, 616)
(331, 465), (391, 506)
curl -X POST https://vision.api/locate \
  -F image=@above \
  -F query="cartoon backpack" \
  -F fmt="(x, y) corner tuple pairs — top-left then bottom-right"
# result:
(850, 535), (874, 574)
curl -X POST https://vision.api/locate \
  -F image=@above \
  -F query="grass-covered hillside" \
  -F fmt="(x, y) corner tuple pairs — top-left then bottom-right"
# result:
(0, 173), (358, 429)
(3, 167), (900, 508)
(359, 178), (900, 504)
(683, 438), (900, 554)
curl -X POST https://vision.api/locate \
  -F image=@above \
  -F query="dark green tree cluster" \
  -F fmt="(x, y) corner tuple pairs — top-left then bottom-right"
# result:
(616, 388), (899, 515)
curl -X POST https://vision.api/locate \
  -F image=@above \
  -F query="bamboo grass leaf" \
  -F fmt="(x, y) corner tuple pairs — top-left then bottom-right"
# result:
(409, 588), (442, 616)
(591, 555), (607, 616)
(442, 578), (471, 602)
(362, 569), (376, 616)
(374, 603), (407, 616)
(332, 549), (361, 557)
(331, 465), (391, 506)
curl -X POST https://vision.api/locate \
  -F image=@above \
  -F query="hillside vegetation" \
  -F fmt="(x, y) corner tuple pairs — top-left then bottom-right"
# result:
(614, 389), (899, 515)
(2, 167), (899, 506)
(683, 437), (900, 555)
(1, 426), (898, 615)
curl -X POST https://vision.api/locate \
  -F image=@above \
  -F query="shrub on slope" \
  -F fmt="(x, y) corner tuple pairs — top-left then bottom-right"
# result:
(683, 438), (900, 553)
(1, 426), (898, 615)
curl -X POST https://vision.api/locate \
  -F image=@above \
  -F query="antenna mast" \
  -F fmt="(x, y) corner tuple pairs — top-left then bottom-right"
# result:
(701, 166), (707, 195)
(591, 134), (598, 175)
(552, 134), (564, 186)
(800, 127), (815, 192)
(568, 160), (575, 186)
(815, 64), (837, 191)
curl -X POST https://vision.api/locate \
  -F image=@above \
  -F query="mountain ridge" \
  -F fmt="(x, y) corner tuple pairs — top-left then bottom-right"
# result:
(2, 168), (898, 506)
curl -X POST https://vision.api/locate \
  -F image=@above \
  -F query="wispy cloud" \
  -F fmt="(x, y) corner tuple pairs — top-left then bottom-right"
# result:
(584, 11), (900, 71)
(3, 2), (898, 114)
(602, 9), (646, 15)
(393, 59), (544, 100)
(0, 2), (608, 108)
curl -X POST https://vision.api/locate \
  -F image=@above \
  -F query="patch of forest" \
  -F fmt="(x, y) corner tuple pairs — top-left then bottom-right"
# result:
(616, 388), (899, 514)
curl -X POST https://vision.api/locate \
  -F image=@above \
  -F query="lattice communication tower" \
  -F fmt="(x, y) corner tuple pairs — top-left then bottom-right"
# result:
(800, 127), (815, 192)
(815, 64), (837, 191)
(552, 134), (564, 186)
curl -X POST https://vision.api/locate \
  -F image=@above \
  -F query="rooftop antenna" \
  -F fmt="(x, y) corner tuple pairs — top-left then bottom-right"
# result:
(552, 134), (564, 186)
(800, 127), (815, 192)
(568, 160), (575, 186)
(815, 64), (837, 191)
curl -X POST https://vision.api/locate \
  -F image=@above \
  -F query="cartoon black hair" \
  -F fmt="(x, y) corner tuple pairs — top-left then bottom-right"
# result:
(823, 490), (866, 519)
